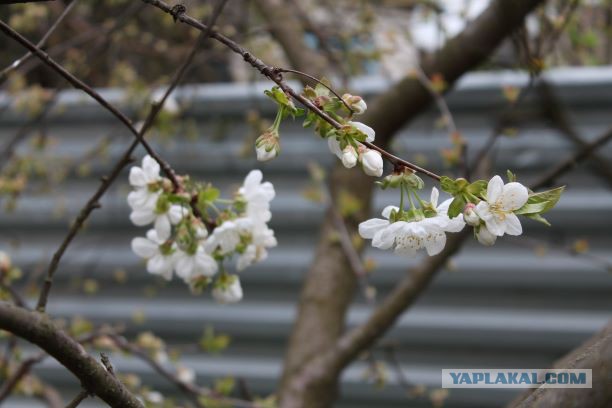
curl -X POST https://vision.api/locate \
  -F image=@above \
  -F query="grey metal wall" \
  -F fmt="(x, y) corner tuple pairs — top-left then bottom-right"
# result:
(1, 67), (611, 407)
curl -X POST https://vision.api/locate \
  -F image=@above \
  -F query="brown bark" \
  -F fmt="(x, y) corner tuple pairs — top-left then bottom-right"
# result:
(260, 1), (548, 406)
(0, 302), (143, 408)
(509, 321), (612, 408)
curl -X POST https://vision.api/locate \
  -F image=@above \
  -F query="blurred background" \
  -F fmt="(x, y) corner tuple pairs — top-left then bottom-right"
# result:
(1, 1), (611, 407)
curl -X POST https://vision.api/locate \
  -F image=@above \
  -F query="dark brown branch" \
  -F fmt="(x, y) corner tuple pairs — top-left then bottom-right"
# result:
(0, 302), (143, 407)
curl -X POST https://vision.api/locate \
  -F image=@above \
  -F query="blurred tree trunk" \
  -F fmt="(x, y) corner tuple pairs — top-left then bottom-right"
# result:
(256, 0), (547, 406)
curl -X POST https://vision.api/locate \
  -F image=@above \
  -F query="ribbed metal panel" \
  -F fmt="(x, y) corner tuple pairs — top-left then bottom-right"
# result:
(1, 67), (611, 407)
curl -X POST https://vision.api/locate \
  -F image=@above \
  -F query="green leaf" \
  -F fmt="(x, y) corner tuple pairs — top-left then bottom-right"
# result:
(440, 176), (457, 194)
(514, 201), (549, 215)
(518, 186), (565, 214)
(466, 180), (487, 196)
(303, 111), (317, 128)
(525, 213), (551, 226)
(448, 196), (466, 218)
(506, 169), (517, 182)
(198, 186), (220, 205)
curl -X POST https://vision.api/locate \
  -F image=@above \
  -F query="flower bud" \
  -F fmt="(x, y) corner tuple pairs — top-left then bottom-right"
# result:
(476, 226), (497, 246)
(255, 130), (280, 162)
(342, 93), (367, 114)
(341, 146), (358, 168)
(360, 149), (384, 177)
(212, 274), (243, 303)
(463, 203), (480, 226)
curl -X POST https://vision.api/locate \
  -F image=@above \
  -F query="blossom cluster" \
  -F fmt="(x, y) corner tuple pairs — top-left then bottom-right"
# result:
(359, 171), (563, 256)
(128, 155), (276, 303)
(255, 85), (384, 177)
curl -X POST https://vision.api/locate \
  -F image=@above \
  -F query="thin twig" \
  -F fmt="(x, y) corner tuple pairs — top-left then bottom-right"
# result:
(108, 334), (257, 408)
(276, 67), (354, 113)
(64, 389), (89, 408)
(0, 0), (78, 82)
(142, 0), (442, 181)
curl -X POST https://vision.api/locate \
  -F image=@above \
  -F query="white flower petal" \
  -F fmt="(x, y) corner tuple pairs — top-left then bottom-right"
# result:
(358, 218), (389, 239)
(424, 230), (446, 256)
(487, 175), (504, 203)
(131, 237), (158, 258)
(476, 226), (497, 246)
(147, 254), (173, 279)
(327, 136), (342, 158)
(348, 121), (375, 142)
(167, 205), (185, 224)
(129, 167), (147, 187)
(142, 155), (161, 182)
(501, 182), (529, 211)
(503, 212), (523, 236)
(130, 208), (156, 226)
(372, 222), (404, 250)
(155, 215), (172, 241)
(484, 214), (506, 236)
(430, 187), (439, 208)
(381, 205), (399, 219)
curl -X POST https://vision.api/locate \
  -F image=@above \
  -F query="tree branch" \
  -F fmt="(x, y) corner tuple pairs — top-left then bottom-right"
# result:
(0, 302), (143, 408)
(509, 321), (612, 408)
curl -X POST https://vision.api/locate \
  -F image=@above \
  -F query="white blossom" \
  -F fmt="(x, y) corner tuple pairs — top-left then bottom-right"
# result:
(475, 175), (528, 238)
(130, 202), (184, 241)
(128, 155), (161, 209)
(212, 275), (243, 303)
(239, 170), (275, 223)
(429, 187), (465, 233)
(360, 149), (384, 177)
(236, 223), (277, 271)
(359, 206), (448, 256)
(174, 246), (218, 282)
(205, 218), (253, 255)
(348, 121), (375, 142)
(131, 230), (175, 280)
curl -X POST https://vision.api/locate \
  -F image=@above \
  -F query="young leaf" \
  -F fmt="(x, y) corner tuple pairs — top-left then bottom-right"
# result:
(447, 196), (466, 218)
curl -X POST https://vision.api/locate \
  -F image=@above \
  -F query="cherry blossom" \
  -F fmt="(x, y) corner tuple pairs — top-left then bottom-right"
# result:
(131, 229), (175, 280)
(475, 175), (528, 238)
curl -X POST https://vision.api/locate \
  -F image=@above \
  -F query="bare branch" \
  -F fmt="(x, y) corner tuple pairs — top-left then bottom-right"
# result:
(0, 301), (143, 407)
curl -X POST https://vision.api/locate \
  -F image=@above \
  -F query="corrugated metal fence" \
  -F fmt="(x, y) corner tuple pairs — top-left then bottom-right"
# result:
(1, 67), (611, 407)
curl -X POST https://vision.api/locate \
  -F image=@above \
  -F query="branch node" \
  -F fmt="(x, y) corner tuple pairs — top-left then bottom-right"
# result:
(170, 4), (186, 22)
